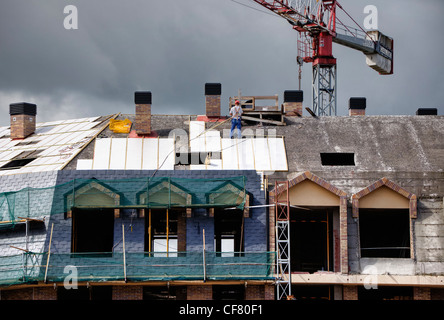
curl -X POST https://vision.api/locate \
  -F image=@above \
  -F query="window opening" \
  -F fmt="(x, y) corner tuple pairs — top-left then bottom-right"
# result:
(291, 285), (333, 300)
(0, 149), (44, 170)
(0, 158), (36, 170)
(145, 209), (178, 257)
(359, 209), (411, 258)
(71, 208), (114, 254)
(214, 209), (244, 257)
(320, 153), (355, 166)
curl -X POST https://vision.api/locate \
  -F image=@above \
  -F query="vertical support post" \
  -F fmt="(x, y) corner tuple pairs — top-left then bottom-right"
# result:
(24, 219), (28, 278)
(148, 209), (152, 255)
(312, 64), (337, 116)
(326, 210), (330, 271)
(166, 209), (169, 257)
(275, 181), (291, 300)
(72, 179), (75, 208)
(122, 224), (127, 282)
(202, 228), (206, 282)
(44, 223), (54, 283)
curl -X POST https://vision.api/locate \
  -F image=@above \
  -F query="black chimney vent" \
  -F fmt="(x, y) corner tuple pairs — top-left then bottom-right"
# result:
(9, 103), (37, 116)
(205, 83), (221, 96)
(349, 97), (366, 110)
(416, 108), (437, 115)
(284, 90), (303, 102)
(134, 91), (152, 104)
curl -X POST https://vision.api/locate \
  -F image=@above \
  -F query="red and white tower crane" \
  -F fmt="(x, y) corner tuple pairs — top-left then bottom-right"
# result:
(251, 0), (394, 116)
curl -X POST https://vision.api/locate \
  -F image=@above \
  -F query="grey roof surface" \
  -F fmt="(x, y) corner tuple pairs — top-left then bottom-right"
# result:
(105, 113), (444, 174)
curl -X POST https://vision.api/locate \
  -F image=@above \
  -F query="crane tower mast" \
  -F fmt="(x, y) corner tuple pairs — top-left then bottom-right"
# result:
(251, 0), (394, 116)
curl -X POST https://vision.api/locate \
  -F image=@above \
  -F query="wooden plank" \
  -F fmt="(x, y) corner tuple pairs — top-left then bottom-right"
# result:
(305, 107), (317, 117)
(241, 115), (286, 126)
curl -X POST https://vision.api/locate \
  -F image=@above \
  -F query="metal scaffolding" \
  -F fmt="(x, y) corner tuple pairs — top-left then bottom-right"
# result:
(275, 181), (291, 300)
(312, 64), (337, 116)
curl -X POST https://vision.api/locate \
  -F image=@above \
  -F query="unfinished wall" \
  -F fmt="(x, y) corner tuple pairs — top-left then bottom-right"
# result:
(48, 169), (266, 256)
(0, 171), (58, 256)
(415, 197), (444, 274)
(313, 172), (444, 276)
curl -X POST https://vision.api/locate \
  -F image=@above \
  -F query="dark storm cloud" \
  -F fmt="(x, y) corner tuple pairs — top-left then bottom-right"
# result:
(0, 0), (443, 126)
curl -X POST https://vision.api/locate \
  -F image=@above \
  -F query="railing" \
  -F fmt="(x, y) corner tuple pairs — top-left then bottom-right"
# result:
(0, 251), (276, 286)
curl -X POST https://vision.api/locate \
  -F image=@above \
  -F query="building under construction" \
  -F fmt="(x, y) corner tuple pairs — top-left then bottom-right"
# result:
(0, 84), (443, 301)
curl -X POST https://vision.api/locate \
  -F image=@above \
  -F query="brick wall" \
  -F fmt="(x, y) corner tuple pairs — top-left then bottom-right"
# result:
(245, 285), (264, 300)
(187, 285), (212, 300)
(283, 102), (302, 116)
(112, 285), (143, 300)
(34, 287), (57, 300)
(413, 287), (431, 300)
(349, 109), (366, 116)
(205, 95), (221, 118)
(343, 286), (358, 300)
(0, 287), (57, 300)
(135, 104), (151, 134)
(0, 288), (33, 300)
(431, 288), (444, 300)
(10, 114), (36, 139)
(264, 284), (274, 300)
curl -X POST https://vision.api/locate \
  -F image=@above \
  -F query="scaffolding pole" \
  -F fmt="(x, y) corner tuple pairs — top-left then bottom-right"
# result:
(44, 223), (54, 283)
(122, 224), (127, 282)
(275, 181), (291, 300)
(202, 229), (206, 282)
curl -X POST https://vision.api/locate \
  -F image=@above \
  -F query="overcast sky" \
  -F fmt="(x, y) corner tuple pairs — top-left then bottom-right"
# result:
(0, 0), (443, 126)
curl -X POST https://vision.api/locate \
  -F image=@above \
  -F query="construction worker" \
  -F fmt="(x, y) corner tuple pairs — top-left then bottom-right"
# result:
(229, 100), (243, 139)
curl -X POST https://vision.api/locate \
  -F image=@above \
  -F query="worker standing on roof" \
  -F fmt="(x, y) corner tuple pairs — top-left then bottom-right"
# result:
(229, 100), (243, 139)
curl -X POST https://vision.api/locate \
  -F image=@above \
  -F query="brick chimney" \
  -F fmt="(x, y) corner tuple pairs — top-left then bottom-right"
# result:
(349, 97), (366, 116)
(283, 90), (303, 116)
(134, 91), (152, 135)
(205, 83), (221, 118)
(9, 103), (37, 139)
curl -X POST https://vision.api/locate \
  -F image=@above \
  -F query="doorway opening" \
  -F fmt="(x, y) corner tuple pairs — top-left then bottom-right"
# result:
(290, 208), (334, 273)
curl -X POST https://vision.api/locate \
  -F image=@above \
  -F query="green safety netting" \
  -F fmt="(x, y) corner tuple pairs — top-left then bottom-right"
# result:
(0, 251), (276, 286)
(0, 176), (248, 228)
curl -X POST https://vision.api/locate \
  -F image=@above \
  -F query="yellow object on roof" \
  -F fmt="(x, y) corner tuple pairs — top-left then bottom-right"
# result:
(109, 118), (132, 133)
